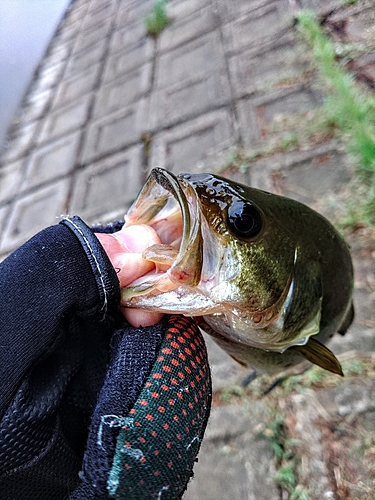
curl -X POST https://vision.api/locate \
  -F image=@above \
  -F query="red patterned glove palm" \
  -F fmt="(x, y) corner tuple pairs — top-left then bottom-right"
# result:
(71, 315), (211, 500)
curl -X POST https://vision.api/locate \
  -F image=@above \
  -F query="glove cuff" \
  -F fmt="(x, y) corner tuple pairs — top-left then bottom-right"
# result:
(60, 216), (120, 317)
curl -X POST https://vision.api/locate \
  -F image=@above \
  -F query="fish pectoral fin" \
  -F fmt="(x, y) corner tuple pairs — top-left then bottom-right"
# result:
(289, 338), (343, 376)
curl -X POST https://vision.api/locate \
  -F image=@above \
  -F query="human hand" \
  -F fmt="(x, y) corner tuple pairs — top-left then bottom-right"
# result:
(0, 219), (212, 499)
(95, 225), (164, 327)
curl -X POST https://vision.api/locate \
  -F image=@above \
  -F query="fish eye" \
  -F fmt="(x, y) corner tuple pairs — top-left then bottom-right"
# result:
(227, 200), (262, 239)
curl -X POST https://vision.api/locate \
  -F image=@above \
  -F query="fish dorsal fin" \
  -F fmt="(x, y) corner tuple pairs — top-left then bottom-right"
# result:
(289, 337), (343, 376)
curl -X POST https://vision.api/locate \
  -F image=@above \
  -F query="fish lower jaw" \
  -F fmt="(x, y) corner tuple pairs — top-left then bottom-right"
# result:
(121, 285), (224, 316)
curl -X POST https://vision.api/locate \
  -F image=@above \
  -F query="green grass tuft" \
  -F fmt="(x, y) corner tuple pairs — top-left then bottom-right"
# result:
(297, 11), (375, 227)
(144, 0), (171, 38)
(261, 414), (311, 499)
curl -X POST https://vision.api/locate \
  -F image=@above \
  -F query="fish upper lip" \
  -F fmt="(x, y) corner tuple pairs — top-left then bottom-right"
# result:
(153, 169), (204, 287)
(151, 169), (192, 255)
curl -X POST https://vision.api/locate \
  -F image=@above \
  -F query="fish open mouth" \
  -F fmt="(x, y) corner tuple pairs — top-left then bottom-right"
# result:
(121, 168), (217, 312)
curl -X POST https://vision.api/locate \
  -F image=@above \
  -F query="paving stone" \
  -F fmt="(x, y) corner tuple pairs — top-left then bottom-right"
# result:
(249, 144), (353, 209)
(39, 94), (91, 143)
(237, 86), (321, 148)
(54, 19), (80, 44)
(80, 99), (148, 164)
(73, 17), (112, 56)
(214, 0), (274, 20)
(73, 0), (92, 8)
(155, 32), (226, 90)
(21, 133), (80, 190)
(18, 88), (52, 125)
(0, 179), (70, 254)
(116, 0), (155, 30)
(150, 32), (231, 130)
(149, 71), (231, 131)
(65, 40), (106, 79)
(110, 22), (149, 54)
(63, 2), (89, 28)
(222, 2), (292, 54)
(93, 63), (152, 118)
(31, 60), (66, 93)
(0, 160), (25, 204)
(299, 0), (344, 17)
(257, 86), (321, 122)
(150, 110), (235, 173)
(0, 204), (9, 229)
(166, 0), (211, 19)
(0, 121), (39, 163)
(235, 100), (261, 148)
(332, 5), (375, 43)
(275, 150), (352, 207)
(183, 404), (279, 500)
(313, 379), (375, 499)
(103, 38), (154, 83)
(159, 5), (219, 53)
(52, 63), (101, 110)
(219, 162), (252, 186)
(70, 146), (143, 222)
(229, 38), (306, 98)
(84, 0), (117, 29)
(284, 382), (375, 498)
(42, 39), (72, 69)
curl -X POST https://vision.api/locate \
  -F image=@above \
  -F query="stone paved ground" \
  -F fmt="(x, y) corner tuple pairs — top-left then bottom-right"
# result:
(0, 0), (374, 498)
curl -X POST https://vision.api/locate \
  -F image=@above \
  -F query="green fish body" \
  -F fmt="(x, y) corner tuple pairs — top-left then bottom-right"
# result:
(121, 168), (354, 375)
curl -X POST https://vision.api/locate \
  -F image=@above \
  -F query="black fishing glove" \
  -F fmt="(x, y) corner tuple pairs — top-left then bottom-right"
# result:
(0, 217), (211, 499)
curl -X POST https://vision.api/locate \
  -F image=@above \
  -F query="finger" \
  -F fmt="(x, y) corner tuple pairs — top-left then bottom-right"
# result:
(111, 252), (155, 288)
(95, 225), (162, 287)
(113, 224), (161, 252)
(121, 307), (164, 328)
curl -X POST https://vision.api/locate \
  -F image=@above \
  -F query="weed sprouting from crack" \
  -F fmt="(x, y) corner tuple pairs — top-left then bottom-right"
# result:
(144, 0), (171, 38)
(261, 413), (312, 500)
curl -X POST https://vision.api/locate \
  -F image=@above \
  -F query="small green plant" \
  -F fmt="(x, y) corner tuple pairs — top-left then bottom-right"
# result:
(297, 11), (375, 227)
(279, 132), (299, 151)
(341, 0), (359, 5)
(144, 0), (170, 38)
(262, 414), (311, 499)
(219, 384), (244, 402)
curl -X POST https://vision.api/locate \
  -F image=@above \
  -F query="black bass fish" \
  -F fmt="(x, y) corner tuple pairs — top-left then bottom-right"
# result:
(121, 168), (354, 375)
